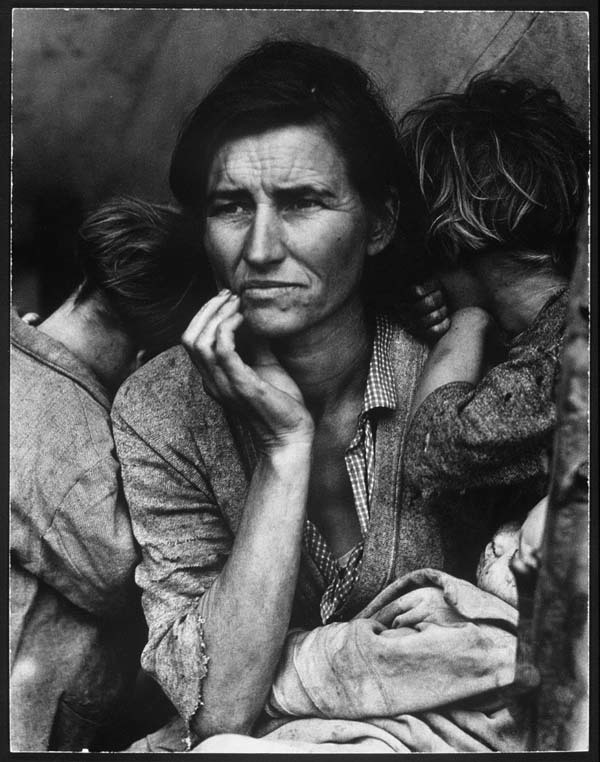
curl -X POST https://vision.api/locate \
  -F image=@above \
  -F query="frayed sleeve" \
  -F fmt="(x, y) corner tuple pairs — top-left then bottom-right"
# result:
(112, 392), (232, 727)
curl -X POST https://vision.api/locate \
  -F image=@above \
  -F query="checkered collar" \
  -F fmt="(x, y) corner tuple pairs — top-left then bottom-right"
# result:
(362, 313), (398, 414)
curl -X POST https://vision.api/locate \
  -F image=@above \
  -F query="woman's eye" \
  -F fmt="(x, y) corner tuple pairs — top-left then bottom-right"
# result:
(209, 202), (251, 217)
(288, 197), (321, 211)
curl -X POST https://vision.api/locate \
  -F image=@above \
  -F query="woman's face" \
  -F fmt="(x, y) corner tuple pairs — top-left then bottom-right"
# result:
(203, 123), (388, 338)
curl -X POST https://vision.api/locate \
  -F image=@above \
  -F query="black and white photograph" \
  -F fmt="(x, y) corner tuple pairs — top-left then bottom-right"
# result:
(8, 5), (593, 755)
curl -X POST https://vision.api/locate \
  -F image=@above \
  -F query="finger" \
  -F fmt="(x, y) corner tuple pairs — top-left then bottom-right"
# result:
(374, 587), (422, 623)
(510, 548), (538, 577)
(417, 306), (449, 328)
(193, 348), (235, 401)
(183, 296), (241, 394)
(200, 346), (245, 405)
(181, 289), (236, 345)
(183, 294), (241, 360)
(391, 606), (427, 629)
(521, 496), (548, 552)
(215, 319), (266, 397)
(409, 280), (440, 298)
(21, 312), (41, 325)
(214, 313), (245, 364)
(201, 375), (222, 402)
(424, 317), (451, 341)
(410, 291), (446, 316)
(373, 599), (411, 625)
(184, 291), (240, 346)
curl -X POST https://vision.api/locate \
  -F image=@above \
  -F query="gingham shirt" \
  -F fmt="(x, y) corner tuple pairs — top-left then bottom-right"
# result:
(303, 314), (397, 624)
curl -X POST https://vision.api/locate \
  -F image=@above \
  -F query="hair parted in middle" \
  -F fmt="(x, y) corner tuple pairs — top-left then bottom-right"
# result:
(398, 72), (588, 275)
(169, 38), (418, 230)
(169, 38), (426, 309)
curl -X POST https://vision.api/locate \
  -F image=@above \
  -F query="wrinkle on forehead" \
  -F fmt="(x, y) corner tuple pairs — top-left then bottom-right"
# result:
(207, 124), (351, 196)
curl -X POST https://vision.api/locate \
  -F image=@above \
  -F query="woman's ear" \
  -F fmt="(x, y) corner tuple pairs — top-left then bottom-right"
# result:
(366, 195), (399, 257)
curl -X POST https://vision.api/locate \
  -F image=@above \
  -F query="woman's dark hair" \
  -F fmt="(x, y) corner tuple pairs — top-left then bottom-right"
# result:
(74, 196), (210, 357)
(170, 39), (412, 228)
(169, 38), (425, 309)
(398, 72), (589, 275)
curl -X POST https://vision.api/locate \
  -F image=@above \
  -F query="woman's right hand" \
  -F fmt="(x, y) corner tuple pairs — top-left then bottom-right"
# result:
(182, 289), (314, 452)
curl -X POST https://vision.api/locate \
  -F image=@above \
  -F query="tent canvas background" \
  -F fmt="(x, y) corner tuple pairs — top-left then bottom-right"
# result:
(11, 8), (589, 316)
(7, 5), (594, 754)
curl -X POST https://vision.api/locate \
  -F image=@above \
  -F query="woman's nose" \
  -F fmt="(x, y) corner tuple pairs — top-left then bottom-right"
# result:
(242, 205), (285, 267)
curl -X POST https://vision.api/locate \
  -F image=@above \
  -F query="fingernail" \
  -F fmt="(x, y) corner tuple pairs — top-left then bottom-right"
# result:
(219, 288), (231, 296)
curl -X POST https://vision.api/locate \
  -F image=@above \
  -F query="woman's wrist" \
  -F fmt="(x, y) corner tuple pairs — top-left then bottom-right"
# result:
(258, 434), (314, 466)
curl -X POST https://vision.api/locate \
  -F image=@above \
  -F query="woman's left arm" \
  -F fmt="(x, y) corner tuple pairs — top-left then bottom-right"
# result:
(266, 587), (517, 720)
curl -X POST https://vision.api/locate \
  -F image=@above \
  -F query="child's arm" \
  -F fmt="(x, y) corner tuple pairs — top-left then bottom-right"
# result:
(409, 306), (502, 421)
(398, 270), (487, 344)
(405, 325), (561, 493)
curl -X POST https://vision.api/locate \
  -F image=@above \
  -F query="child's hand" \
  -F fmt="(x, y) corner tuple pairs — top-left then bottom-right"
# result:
(510, 496), (548, 577)
(397, 279), (450, 343)
(20, 311), (42, 326)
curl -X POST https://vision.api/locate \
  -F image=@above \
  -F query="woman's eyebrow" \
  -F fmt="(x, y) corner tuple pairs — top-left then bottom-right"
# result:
(275, 184), (336, 200)
(206, 189), (250, 203)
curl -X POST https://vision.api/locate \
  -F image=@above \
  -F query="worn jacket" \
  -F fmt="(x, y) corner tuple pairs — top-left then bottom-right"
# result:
(10, 311), (141, 751)
(111, 312), (556, 730)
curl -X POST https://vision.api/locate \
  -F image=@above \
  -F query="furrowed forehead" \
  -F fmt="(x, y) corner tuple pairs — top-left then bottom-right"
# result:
(206, 124), (349, 194)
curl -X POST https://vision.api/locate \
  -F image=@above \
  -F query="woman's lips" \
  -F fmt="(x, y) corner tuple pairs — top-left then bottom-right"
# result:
(241, 281), (304, 298)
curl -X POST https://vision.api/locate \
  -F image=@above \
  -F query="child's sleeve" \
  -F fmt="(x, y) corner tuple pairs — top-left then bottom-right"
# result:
(405, 345), (560, 493)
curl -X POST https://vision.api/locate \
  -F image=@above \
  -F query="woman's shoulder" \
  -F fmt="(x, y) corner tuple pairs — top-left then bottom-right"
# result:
(376, 311), (429, 376)
(112, 344), (223, 434)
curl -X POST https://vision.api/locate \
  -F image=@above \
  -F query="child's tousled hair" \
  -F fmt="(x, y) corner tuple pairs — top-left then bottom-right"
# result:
(398, 72), (588, 275)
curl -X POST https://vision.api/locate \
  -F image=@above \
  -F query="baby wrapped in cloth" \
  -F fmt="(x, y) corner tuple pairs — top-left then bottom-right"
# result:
(195, 512), (540, 753)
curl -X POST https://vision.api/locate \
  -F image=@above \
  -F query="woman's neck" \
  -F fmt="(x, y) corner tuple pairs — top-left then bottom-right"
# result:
(270, 296), (373, 420)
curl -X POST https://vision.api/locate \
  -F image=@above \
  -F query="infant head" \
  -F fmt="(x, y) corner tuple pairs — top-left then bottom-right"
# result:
(476, 521), (520, 606)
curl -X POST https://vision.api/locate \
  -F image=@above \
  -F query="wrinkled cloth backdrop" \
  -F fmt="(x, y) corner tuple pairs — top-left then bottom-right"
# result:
(11, 9), (588, 317)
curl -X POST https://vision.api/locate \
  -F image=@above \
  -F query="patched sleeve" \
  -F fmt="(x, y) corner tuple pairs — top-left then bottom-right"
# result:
(404, 347), (559, 493)
(111, 400), (232, 729)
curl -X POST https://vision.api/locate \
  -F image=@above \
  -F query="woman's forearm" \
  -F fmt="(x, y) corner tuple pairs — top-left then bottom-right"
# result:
(190, 441), (312, 739)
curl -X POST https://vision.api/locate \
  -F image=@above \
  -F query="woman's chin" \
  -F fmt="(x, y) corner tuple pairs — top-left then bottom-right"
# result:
(242, 308), (308, 339)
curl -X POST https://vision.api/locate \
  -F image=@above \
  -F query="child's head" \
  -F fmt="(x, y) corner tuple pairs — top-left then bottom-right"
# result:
(476, 497), (548, 606)
(74, 196), (211, 359)
(476, 521), (520, 606)
(399, 73), (588, 276)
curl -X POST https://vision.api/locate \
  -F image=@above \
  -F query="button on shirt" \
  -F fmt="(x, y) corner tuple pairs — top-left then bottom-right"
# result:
(303, 315), (397, 623)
